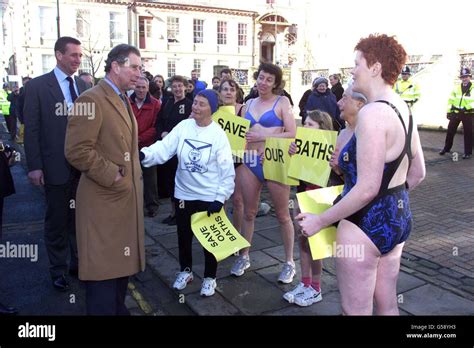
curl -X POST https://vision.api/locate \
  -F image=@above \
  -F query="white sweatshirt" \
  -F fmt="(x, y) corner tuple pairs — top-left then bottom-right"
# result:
(141, 119), (235, 203)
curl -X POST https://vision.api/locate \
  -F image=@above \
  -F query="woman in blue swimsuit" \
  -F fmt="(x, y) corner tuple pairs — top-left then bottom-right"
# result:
(296, 34), (426, 315)
(230, 63), (297, 283)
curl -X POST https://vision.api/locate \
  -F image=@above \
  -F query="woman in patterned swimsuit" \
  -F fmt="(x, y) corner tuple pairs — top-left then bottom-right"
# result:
(296, 34), (426, 315)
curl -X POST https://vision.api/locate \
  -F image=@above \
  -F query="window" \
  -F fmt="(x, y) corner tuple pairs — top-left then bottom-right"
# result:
(167, 17), (179, 43)
(39, 6), (55, 38)
(41, 55), (55, 74)
(194, 59), (204, 75)
(167, 59), (176, 78)
(238, 23), (247, 46)
(109, 12), (125, 43)
(76, 9), (90, 38)
(193, 19), (204, 44)
(139, 16), (153, 49)
(217, 21), (227, 45)
(79, 58), (92, 75)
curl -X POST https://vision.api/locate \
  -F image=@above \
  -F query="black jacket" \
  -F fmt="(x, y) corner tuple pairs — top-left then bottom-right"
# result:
(331, 82), (344, 102)
(156, 97), (193, 139)
(0, 149), (14, 198)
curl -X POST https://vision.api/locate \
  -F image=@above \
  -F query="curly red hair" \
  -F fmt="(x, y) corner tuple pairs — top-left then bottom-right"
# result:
(355, 34), (407, 86)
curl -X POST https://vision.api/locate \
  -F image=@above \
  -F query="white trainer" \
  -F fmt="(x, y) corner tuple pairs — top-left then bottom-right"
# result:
(172, 268), (193, 290)
(294, 286), (322, 307)
(200, 277), (217, 297)
(230, 255), (250, 276)
(278, 262), (296, 284)
(283, 282), (306, 303)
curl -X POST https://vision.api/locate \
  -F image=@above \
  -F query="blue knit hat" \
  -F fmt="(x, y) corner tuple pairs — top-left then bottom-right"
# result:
(197, 89), (219, 114)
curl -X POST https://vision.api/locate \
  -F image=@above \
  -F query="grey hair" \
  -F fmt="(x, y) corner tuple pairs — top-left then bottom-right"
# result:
(138, 76), (149, 84)
(346, 82), (368, 104)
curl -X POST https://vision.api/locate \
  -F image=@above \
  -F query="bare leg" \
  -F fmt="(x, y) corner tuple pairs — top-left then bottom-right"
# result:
(336, 220), (380, 315)
(374, 242), (404, 315)
(239, 165), (263, 256)
(232, 165), (245, 233)
(267, 180), (294, 263)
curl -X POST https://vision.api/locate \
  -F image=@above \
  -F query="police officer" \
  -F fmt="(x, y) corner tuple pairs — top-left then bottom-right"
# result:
(393, 65), (420, 107)
(439, 67), (473, 159)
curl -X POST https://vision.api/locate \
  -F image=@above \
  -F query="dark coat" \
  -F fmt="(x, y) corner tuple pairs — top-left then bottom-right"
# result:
(331, 82), (344, 102)
(23, 70), (90, 185)
(305, 89), (344, 130)
(0, 149), (14, 198)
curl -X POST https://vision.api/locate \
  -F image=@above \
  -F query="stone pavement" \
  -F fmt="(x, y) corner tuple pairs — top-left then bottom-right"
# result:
(1, 125), (473, 316)
(131, 128), (474, 316)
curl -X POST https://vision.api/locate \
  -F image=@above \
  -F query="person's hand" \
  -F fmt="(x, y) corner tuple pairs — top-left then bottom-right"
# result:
(28, 169), (44, 186)
(207, 200), (223, 217)
(114, 168), (124, 182)
(161, 131), (169, 139)
(288, 142), (297, 156)
(329, 147), (341, 173)
(295, 212), (324, 237)
(246, 130), (264, 143)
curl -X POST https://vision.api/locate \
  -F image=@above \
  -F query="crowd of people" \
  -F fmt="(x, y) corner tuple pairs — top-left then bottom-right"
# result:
(9, 30), (474, 315)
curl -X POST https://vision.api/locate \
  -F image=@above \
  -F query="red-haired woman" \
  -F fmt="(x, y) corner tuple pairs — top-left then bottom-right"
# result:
(297, 34), (426, 315)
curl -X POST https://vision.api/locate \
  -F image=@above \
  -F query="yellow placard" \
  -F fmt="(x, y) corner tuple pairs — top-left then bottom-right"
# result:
(288, 127), (338, 187)
(191, 209), (250, 262)
(263, 137), (299, 186)
(296, 185), (343, 260)
(213, 106), (250, 159)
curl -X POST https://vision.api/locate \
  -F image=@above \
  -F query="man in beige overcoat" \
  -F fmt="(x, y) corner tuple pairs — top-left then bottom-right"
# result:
(65, 44), (145, 315)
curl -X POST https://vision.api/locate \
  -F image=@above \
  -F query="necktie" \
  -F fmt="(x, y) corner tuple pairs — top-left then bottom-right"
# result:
(66, 76), (78, 103)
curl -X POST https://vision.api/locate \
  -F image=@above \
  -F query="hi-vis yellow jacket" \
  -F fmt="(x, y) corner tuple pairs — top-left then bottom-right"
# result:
(447, 83), (474, 114)
(393, 79), (420, 104)
(0, 89), (10, 116)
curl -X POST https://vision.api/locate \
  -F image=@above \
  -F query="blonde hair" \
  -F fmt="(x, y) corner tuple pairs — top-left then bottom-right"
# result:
(306, 110), (334, 131)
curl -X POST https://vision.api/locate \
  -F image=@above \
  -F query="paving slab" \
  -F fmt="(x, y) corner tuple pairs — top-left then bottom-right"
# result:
(399, 284), (474, 315)
(269, 290), (342, 316)
(183, 291), (240, 316)
(217, 272), (288, 315)
(397, 272), (426, 294)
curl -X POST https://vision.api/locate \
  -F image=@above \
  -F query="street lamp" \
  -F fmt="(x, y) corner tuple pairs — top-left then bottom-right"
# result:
(56, 0), (60, 38)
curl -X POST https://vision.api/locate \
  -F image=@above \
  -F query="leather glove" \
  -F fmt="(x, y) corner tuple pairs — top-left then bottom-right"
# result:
(207, 200), (223, 217)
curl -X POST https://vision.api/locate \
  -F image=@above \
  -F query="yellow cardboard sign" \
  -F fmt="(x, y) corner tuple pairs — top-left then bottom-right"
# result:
(191, 209), (250, 262)
(288, 127), (338, 187)
(263, 137), (299, 186)
(213, 106), (250, 159)
(296, 185), (343, 260)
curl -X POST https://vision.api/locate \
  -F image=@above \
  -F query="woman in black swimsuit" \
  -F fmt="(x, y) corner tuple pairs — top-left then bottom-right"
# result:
(296, 34), (426, 315)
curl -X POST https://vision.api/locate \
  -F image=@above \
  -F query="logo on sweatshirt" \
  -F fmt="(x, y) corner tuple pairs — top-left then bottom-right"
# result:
(180, 139), (212, 173)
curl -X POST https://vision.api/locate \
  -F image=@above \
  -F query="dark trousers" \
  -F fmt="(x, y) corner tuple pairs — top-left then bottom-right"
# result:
(142, 164), (159, 211)
(443, 114), (473, 155)
(2, 114), (17, 140)
(0, 197), (3, 239)
(85, 276), (130, 316)
(44, 175), (79, 279)
(175, 199), (217, 278)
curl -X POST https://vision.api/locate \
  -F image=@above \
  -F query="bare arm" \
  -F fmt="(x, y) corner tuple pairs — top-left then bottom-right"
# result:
(406, 126), (426, 190)
(297, 104), (388, 235)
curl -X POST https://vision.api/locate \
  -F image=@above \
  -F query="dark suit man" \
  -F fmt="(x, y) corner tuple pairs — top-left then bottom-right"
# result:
(24, 36), (90, 292)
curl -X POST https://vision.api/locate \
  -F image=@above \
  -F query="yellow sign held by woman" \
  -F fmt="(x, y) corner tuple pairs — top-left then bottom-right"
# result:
(213, 106), (250, 159)
(191, 209), (250, 262)
(288, 127), (337, 187)
(263, 137), (299, 185)
(296, 185), (343, 260)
